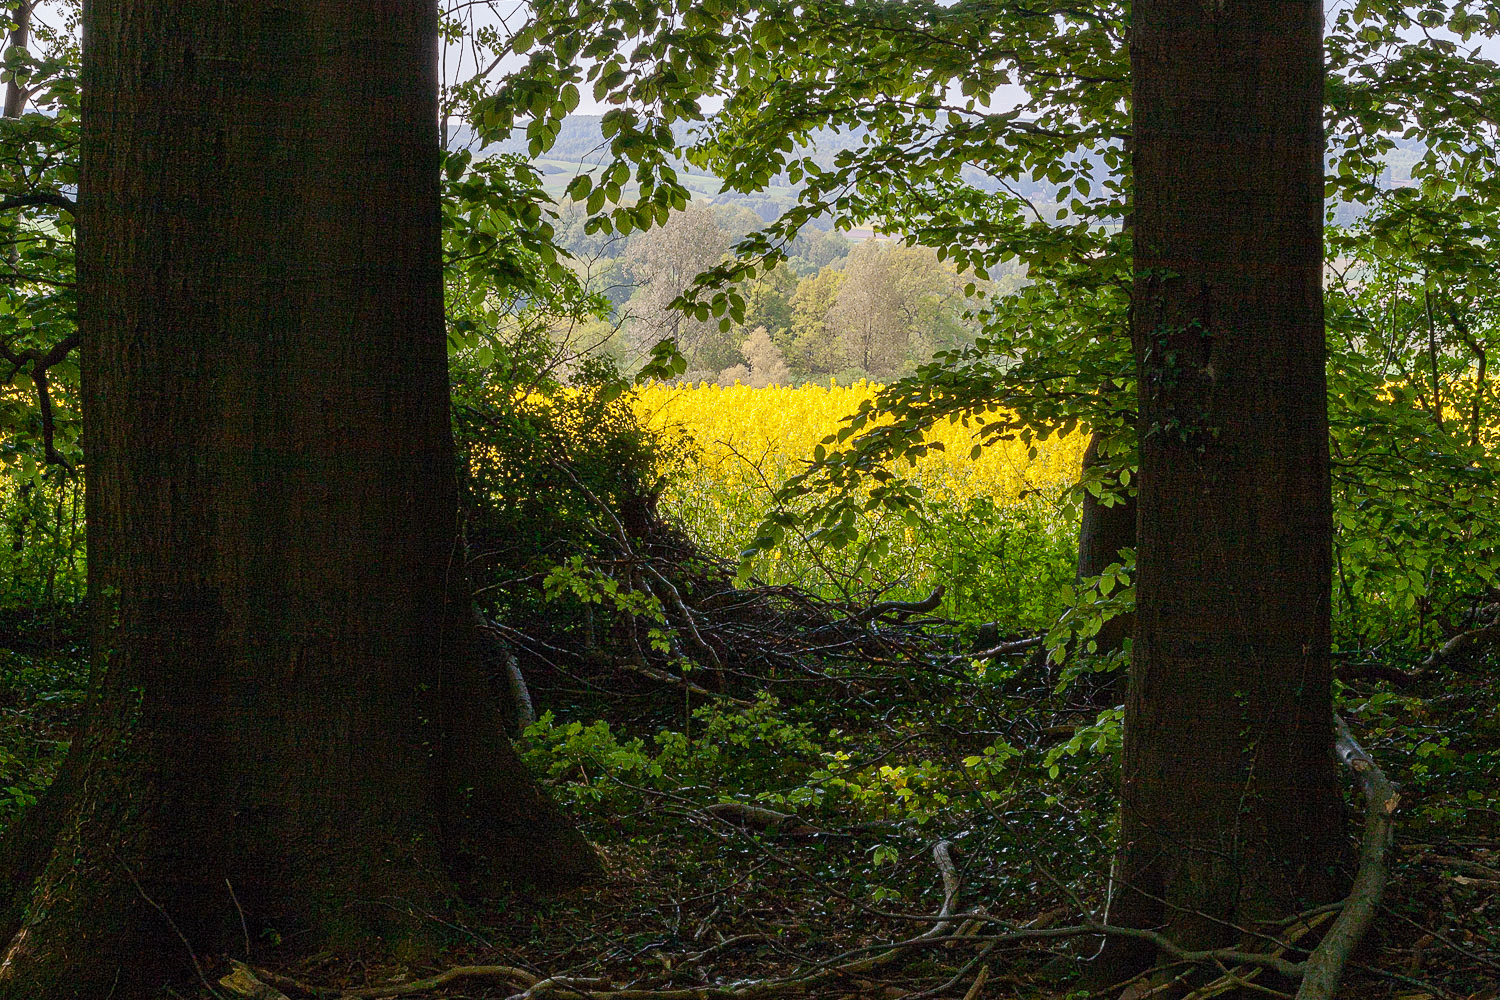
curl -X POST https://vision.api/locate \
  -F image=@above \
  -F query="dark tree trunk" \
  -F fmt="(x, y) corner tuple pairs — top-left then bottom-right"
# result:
(2, 2), (31, 119)
(1095, 0), (1346, 984)
(0, 2), (597, 995)
(1074, 429), (1136, 693)
(1075, 433), (1136, 590)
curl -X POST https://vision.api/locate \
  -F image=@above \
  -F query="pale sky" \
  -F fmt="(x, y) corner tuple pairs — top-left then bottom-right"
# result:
(8, 2), (1499, 129)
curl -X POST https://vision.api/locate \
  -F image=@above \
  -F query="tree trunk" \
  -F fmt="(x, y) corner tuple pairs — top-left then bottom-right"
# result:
(1074, 429), (1136, 700)
(1076, 433), (1136, 588)
(1095, 0), (1346, 985)
(2, 2), (32, 119)
(0, 2), (597, 995)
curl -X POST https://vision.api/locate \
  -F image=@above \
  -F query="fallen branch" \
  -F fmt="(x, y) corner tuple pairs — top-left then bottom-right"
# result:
(474, 610), (536, 731)
(960, 963), (989, 1000)
(639, 562), (726, 674)
(1413, 852), (1500, 881)
(1294, 714), (1399, 1000)
(613, 657), (753, 706)
(220, 958), (540, 999)
(854, 585), (945, 624)
(1423, 621), (1500, 669)
(1177, 911), (1333, 1000)
(1332, 661), (1423, 687)
(698, 802), (808, 832)
(969, 635), (1043, 660)
(220, 962), (294, 1000)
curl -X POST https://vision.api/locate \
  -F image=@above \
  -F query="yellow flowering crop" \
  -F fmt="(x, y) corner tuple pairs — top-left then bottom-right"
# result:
(632, 380), (1086, 502)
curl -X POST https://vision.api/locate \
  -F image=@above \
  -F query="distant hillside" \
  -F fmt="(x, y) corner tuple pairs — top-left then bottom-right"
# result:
(451, 116), (1421, 227)
(452, 116), (802, 222)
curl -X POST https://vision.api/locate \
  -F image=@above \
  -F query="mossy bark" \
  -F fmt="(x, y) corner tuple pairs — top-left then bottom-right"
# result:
(0, 2), (597, 995)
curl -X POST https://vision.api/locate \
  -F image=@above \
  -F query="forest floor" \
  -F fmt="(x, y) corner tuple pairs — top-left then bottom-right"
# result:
(2, 601), (1499, 1000)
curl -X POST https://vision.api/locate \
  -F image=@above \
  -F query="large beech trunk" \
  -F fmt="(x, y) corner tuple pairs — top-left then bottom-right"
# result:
(1096, 0), (1346, 984)
(0, 2), (597, 995)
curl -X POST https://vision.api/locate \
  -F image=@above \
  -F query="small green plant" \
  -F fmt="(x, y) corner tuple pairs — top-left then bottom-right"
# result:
(1045, 550), (1134, 692)
(1043, 709), (1124, 779)
(542, 556), (676, 654)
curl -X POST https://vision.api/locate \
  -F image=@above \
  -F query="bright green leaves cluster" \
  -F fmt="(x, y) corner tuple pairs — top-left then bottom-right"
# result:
(484, 0), (1131, 315)
(1044, 550), (1134, 687)
(1324, 241), (1500, 648)
(1316, 0), (1500, 642)
(1042, 708), (1122, 779)
(0, 4), (86, 602)
(440, 148), (612, 384)
(523, 685), (1024, 828)
(518, 692), (827, 814)
(0, 10), (82, 478)
(1327, 1), (1500, 213)
(543, 555), (677, 653)
(477, 0), (715, 239)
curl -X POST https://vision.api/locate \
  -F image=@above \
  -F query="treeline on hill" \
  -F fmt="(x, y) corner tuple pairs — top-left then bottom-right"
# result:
(494, 119), (1417, 384)
(549, 200), (1014, 384)
(476, 113), (1414, 229)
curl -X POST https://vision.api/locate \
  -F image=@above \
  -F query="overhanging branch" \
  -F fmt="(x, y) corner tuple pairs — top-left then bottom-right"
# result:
(0, 192), (76, 214)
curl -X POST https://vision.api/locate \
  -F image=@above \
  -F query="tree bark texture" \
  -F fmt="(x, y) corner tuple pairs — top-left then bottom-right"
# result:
(1100, 0), (1346, 982)
(0, 2), (597, 995)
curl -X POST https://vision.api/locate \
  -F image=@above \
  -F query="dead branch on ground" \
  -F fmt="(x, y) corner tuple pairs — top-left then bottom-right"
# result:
(1294, 714), (1399, 1000)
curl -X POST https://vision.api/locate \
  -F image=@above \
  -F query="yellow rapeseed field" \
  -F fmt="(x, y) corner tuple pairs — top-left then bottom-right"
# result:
(632, 380), (1087, 501)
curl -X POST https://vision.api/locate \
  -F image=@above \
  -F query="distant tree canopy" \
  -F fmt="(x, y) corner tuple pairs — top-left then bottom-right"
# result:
(553, 197), (981, 382)
(477, 0), (1500, 647)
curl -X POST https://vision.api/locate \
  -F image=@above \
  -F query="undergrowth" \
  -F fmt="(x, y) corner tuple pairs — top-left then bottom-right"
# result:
(0, 381), (1496, 999)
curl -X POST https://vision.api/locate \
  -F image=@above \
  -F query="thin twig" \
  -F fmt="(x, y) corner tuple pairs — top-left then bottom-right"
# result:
(226, 877), (251, 960)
